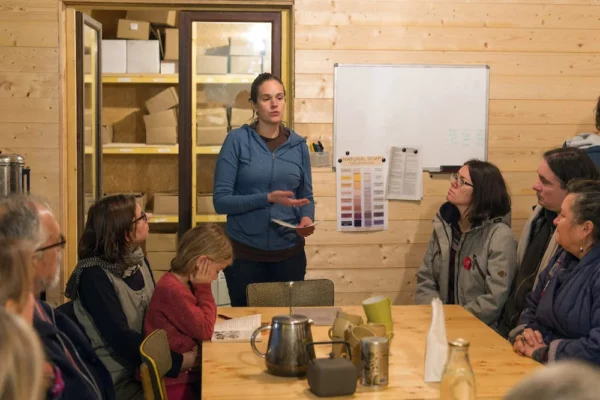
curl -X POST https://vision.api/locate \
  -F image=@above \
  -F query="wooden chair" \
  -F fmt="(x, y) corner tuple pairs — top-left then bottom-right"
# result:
(246, 279), (335, 307)
(140, 329), (172, 400)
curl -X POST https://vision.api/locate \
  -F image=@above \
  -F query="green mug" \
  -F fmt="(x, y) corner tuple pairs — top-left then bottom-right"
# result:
(362, 295), (392, 323)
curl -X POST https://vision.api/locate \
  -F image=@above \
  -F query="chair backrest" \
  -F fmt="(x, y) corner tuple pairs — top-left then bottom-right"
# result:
(246, 279), (335, 307)
(140, 329), (172, 400)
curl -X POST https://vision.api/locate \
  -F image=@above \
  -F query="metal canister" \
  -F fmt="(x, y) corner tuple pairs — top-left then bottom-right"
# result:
(360, 336), (389, 387)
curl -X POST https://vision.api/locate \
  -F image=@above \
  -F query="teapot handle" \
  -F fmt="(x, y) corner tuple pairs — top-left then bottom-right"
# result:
(250, 324), (271, 358)
(306, 341), (352, 362)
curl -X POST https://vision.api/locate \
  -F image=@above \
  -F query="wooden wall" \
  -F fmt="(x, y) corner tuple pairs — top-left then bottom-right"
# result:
(296, 0), (599, 304)
(3, 0), (599, 306)
(0, 0), (61, 304)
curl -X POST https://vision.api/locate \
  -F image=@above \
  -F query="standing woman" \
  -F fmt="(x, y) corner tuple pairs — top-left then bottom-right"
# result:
(213, 73), (315, 307)
(65, 195), (197, 399)
(415, 160), (518, 328)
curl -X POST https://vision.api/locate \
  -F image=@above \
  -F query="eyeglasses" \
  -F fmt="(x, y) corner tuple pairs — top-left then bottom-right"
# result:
(450, 173), (474, 188)
(132, 212), (148, 225)
(35, 234), (66, 253)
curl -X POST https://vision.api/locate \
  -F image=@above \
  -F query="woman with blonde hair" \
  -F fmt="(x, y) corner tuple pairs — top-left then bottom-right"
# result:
(0, 307), (45, 400)
(144, 223), (233, 400)
(0, 240), (45, 400)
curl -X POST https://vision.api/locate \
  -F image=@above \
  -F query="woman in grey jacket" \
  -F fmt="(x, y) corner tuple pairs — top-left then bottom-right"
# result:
(416, 160), (518, 328)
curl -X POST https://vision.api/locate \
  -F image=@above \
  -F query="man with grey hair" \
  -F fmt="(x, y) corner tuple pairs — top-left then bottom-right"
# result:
(0, 194), (115, 400)
(504, 360), (600, 400)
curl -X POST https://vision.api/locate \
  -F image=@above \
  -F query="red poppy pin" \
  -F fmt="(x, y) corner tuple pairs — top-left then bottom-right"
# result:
(463, 256), (472, 270)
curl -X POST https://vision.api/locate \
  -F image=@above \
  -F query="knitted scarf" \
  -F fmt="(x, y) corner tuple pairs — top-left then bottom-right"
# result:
(65, 246), (145, 300)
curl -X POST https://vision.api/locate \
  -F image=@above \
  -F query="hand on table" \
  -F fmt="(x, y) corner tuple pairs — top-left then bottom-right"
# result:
(513, 328), (546, 358)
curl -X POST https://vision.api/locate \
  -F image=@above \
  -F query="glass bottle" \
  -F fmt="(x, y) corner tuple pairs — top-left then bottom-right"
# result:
(440, 338), (476, 400)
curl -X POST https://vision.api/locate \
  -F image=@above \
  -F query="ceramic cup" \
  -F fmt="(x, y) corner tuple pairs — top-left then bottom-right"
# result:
(362, 295), (392, 324)
(336, 311), (364, 326)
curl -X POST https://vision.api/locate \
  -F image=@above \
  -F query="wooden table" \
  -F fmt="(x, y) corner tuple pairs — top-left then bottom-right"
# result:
(202, 305), (540, 399)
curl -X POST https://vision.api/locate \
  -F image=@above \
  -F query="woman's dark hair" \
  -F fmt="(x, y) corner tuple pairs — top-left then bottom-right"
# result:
(249, 73), (286, 104)
(464, 159), (511, 225)
(567, 179), (600, 244)
(78, 194), (137, 263)
(543, 147), (600, 189)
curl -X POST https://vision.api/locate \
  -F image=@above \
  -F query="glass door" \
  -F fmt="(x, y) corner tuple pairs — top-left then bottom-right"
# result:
(76, 11), (103, 237)
(178, 11), (284, 236)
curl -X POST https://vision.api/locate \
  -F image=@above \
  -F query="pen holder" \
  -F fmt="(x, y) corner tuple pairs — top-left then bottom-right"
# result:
(310, 152), (330, 168)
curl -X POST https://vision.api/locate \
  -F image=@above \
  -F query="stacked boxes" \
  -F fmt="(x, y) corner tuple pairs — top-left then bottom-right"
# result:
(144, 87), (179, 145)
(145, 232), (177, 279)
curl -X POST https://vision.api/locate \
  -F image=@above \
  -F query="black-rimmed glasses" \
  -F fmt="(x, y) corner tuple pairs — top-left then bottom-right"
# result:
(35, 234), (66, 252)
(450, 173), (474, 188)
(132, 212), (148, 224)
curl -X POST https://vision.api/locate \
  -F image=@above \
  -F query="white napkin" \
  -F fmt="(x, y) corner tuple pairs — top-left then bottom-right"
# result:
(424, 298), (448, 382)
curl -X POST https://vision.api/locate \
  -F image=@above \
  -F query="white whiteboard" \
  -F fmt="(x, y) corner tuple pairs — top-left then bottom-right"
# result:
(333, 64), (489, 171)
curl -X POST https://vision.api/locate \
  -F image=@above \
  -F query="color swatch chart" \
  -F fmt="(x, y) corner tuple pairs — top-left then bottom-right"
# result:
(337, 163), (387, 232)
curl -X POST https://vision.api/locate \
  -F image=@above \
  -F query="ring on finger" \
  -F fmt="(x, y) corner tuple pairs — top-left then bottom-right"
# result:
(520, 335), (526, 343)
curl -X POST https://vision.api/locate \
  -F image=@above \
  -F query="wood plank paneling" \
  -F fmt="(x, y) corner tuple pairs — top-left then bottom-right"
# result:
(334, 291), (415, 305)
(0, 98), (58, 123)
(295, 74), (600, 101)
(0, 72), (59, 98)
(0, 48), (58, 73)
(294, 98), (596, 125)
(0, 2), (58, 22)
(0, 123), (58, 148)
(295, 26), (600, 53)
(0, 22), (59, 47)
(297, 123), (586, 150)
(295, 50), (600, 76)
(294, 2), (600, 30)
(296, 0), (600, 7)
(306, 244), (428, 269)
(306, 268), (418, 293)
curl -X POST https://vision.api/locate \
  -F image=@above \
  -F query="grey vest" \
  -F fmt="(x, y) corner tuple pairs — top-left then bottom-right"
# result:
(74, 264), (154, 386)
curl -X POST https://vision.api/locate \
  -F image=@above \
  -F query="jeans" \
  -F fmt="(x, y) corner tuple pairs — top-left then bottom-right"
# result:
(224, 251), (307, 307)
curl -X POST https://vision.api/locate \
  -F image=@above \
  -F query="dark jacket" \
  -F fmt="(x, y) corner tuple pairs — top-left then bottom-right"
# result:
(34, 300), (115, 400)
(514, 245), (600, 364)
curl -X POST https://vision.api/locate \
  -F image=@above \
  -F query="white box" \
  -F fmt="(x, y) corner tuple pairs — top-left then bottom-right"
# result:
(211, 271), (231, 306)
(126, 40), (160, 74)
(101, 40), (127, 74)
(160, 61), (177, 75)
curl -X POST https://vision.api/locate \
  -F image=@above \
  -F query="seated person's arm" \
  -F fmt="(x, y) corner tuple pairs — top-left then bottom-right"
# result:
(463, 226), (517, 325)
(79, 268), (183, 377)
(415, 234), (441, 304)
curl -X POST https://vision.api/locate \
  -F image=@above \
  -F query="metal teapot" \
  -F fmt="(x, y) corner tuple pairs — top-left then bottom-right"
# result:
(250, 314), (315, 377)
(0, 152), (30, 196)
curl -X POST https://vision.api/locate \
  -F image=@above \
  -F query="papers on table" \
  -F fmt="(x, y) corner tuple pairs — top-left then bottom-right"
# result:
(211, 314), (262, 343)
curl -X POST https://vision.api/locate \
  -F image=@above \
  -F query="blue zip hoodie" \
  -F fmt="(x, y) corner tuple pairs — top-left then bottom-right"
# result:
(213, 124), (315, 251)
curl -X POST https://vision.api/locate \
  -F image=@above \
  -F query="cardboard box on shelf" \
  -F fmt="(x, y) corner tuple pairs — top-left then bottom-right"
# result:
(230, 56), (262, 74)
(146, 252), (176, 270)
(146, 127), (177, 145)
(84, 53), (91, 74)
(160, 61), (177, 75)
(143, 109), (177, 129)
(126, 40), (160, 73)
(196, 108), (227, 127)
(196, 126), (228, 146)
(197, 195), (216, 214)
(104, 192), (147, 211)
(163, 28), (178, 60)
(153, 192), (178, 214)
(230, 108), (254, 126)
(233, 90), (252, 109)
(146, 233), (177, 252)
(146, 87), (179, 114)
(229, 38), (262, 56)
(102, 125), (114, 144)
(196, 55), (227, 74)
(126, 10), (176, 27)
(117, 19), (150, 40)
(102, 40), (127, 73)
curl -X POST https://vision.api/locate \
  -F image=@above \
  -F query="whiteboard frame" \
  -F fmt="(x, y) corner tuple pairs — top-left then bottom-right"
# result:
(332, 63), (490, 172)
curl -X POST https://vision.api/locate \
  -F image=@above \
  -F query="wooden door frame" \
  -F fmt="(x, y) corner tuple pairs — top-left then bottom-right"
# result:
(58, 0), (294, 300)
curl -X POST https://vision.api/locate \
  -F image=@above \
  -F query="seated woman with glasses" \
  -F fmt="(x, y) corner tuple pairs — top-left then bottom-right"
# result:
(415, 160), (518, 328)
(65, 195), (198, 400)
(511, 180), (600, 364)
(144, 224), (232, 400)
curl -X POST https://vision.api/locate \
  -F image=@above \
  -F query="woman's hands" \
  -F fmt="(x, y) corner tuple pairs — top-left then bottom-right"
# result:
(296, 217), (316, 237)
(182, 347), (201, 371)
(513, 328), (546, 358)
(190, 258), (218, 284)
(268, 190), (310, 207)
